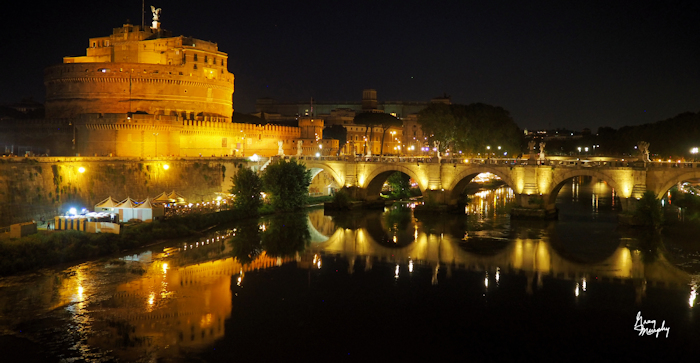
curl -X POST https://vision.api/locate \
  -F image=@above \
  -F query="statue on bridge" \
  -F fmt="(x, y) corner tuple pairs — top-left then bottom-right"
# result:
(638, 141), (651, 162)
(528, 140), (537, 161)
(538, 142), (546, 163)
(296, 140), (303, 157)
(434, 141), (441, 162)
(277, 141), (285, 156)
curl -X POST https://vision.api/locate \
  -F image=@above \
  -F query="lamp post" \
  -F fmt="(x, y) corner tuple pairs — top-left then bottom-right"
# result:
(691, 147), (698, 162)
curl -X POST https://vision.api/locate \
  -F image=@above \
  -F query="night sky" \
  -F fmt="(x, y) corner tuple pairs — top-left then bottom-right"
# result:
(1, 1), (698, 131)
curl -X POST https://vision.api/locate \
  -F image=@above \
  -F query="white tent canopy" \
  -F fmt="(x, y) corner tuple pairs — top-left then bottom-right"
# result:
(114, 197), (140, 222)
(95, 196), (120, 212)
(132, 197), (163, 222)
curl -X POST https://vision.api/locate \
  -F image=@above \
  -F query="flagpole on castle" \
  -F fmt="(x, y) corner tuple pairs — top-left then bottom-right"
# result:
(141, 0), (145, 29)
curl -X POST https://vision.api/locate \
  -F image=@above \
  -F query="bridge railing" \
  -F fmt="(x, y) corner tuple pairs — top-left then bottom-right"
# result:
(278, 155), (700, 169)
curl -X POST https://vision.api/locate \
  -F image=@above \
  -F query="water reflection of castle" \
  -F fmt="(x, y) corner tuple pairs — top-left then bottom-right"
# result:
(92, 247), (294, 360)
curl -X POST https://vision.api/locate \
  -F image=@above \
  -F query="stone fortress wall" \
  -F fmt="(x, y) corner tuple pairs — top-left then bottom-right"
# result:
(0, 157), (248, 227)
(44, 62), (234, 119)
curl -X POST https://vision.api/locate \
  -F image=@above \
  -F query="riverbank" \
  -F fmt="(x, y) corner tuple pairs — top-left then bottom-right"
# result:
(0, 194), (338, 276)
(0, 209), (245, 276)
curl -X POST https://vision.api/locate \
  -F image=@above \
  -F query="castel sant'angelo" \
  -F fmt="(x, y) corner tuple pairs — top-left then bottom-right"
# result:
(2, 9), (334, 157)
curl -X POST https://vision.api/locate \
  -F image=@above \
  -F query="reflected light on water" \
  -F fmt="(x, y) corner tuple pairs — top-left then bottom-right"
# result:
(395, 264), (400, 279)
(484, 272), (489, 288)
(575, 283), (580, 297)
(495, 267), (500, 284)
(408, 259), (414, 273)
(690, 285), (697, 308)
(162, 262), (169, 274)
(582, 278), (587, 292)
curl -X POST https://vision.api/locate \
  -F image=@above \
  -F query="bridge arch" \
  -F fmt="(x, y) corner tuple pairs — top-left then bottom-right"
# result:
(446, 165), (518, 201)
(362, 165), (425, 200)
(547, 169), (623, 206)
(653, 170), (700, 201)
(301, 161), (345, 191)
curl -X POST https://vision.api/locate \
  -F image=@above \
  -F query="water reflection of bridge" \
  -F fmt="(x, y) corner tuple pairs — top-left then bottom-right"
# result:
(305, 209), (693, 300)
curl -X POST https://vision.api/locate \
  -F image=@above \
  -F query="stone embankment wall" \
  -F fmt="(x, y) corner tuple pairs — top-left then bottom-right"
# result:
(0, 156), (249, 227)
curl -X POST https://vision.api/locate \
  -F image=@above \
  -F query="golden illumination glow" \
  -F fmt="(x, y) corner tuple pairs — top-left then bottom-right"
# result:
(690, 285), (697, 308)
(162, 262), (169, 274)
(78, 166), (86, 174)
(575, 283), (580, 297)
(163, 164), (169, 170)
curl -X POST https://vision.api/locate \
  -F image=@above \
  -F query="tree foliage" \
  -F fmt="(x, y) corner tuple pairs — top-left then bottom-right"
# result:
(386, 172), (412, 199)
(633, 191), (663, 231)
(417, 103), (522, 156)
(539, 112), (700, 158)
(323, 124), (347, 155)
(261, 158), (312, 212)
(230, 167), (262, 215)
(354, 112), (403, 155)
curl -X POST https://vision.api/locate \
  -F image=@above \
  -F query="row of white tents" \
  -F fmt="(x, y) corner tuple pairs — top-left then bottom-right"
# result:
(94, 191), (185, 222)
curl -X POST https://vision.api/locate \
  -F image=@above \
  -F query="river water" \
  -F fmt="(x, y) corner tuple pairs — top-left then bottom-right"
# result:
(0, 177), (698, 362)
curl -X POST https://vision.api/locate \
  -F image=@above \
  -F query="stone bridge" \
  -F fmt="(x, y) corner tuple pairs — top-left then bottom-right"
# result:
(285, 155), (700, 212)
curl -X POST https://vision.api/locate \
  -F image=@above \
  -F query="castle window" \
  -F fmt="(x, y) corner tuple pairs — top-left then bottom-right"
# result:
(204, 55), (208, 63)
(105, 40), (109, 46)
(92, 42), (96, 48)
(194, 54), (198, 62)
(221, 59), (224, 66)
(193, 64), (197, 70)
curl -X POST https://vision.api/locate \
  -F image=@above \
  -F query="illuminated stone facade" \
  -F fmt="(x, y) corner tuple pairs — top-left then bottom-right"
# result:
(45, 23), (234, 120)
(16, 21), (339, 158)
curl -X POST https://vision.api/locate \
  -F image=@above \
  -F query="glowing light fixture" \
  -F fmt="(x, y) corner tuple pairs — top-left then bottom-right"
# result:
(163, 164), (170, 170)
(78, 167), (86, 173)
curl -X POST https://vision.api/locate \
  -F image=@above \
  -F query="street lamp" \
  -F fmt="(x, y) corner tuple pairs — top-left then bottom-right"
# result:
(691, 147), (698, 162)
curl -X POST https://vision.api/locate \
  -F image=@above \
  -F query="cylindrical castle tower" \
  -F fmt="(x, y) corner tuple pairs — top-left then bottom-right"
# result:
(44, 23), (234, 121)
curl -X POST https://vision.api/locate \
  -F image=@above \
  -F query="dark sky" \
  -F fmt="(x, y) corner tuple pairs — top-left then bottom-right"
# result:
(1, 1), (698, 131)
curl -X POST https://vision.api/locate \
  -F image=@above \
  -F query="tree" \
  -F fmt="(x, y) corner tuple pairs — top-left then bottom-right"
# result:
(386, 172), (411, 199)
(417, 103), (522, 157)
(323, 124), (347, 155)
(261, 158), (312, 212)
(230, 167), (262, 215)
(354, 112), (402, 156)
(633, 190), (663, 231)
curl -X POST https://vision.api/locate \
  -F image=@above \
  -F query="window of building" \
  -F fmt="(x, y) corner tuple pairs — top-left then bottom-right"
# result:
(204, 55), (208, 63)
(194, 54), (198, 62)
(194, 64), (197, 70)
(221, 59), (224, 66)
